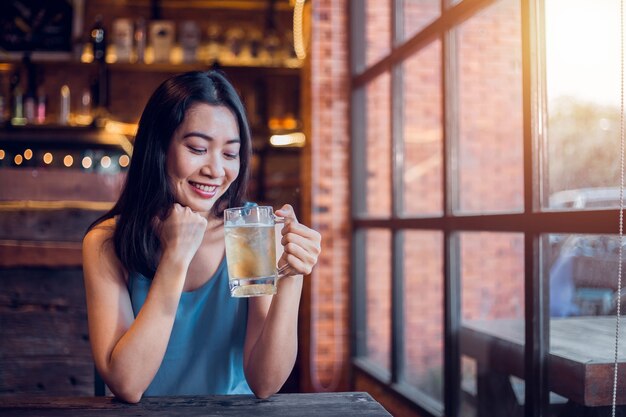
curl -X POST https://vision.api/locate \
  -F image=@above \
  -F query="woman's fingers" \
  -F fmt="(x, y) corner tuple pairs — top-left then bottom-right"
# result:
(273, 203), (322, 276)
(275, 204), (298, 224)
(279, 231), (321, 277)
(281, 232), (320, 258)
(281, 223), (321, 253)
(283, 241), (317, 267)
(283, 252), (316, 276)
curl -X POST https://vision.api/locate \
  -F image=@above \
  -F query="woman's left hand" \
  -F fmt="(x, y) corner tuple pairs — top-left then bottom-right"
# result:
(275, 204), (321, 277)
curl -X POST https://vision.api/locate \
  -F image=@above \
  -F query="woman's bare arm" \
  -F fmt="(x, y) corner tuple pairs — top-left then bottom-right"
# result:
(83, 206), (206, 403)
(243, 205), (321, 398)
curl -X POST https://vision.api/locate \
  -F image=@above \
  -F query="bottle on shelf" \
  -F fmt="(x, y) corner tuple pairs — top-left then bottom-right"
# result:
(36, 92), (46, 124)
(58, 85), (70, 125)
(91, 15), (107, 64)
(88, 15), (109, 124)
(180, 20), (200, 63)
(112, 18), (133, 63)
(23, 54), (38, 124)
(23, 93), (35, 123)
(135, 17), (147, 63)
(7, 65), (23, 126)
(11, 86), (26, 126)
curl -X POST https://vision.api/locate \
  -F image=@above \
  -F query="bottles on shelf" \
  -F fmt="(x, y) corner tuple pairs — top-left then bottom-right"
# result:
(79, 17), (301, 69)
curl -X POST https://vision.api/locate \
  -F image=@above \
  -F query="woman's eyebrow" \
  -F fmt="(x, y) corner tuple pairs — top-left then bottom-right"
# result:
(182, 132), (240, 144)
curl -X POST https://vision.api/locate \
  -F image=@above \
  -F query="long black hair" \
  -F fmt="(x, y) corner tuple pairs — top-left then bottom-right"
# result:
(88, 70), (251, 278)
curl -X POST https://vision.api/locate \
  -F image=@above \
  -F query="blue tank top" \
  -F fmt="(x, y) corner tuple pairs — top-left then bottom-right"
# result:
(128, 257), (252, 396)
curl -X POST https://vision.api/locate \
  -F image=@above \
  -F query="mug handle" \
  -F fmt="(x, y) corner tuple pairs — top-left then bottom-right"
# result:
(277, 263), (294, 279)
(274, 215), (295, 279)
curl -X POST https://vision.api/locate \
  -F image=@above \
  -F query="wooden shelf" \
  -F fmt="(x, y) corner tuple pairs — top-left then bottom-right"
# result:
(109, 62), (301, 75)
(0, 240), (82, 268)
(0, 57), (301, 76)
(0, 125), (133, 153)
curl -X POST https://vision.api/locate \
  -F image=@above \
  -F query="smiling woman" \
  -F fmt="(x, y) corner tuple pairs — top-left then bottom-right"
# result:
(81, 70), (321, 402)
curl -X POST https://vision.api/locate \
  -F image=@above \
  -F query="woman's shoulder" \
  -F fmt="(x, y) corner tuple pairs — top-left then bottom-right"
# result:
(83, 217), (128, 282)
(84, 217), (117, 245)
(82, 217), (120, 262)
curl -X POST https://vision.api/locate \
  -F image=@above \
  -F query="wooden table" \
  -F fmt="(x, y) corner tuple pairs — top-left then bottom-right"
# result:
(0, 392), (391, 416)
(461, 316), (626, 415)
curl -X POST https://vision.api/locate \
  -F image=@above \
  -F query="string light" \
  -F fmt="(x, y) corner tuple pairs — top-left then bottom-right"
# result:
(119, 154), (130, 167)
(43, 152), (53, 164)
(14, 154), (23, 165)
(82, 156), (93, 169)
(0, 149), (5, 160)
(100, 155), (111, 168)
(23, 149), (33, 160)
(63, 155), (73, 167)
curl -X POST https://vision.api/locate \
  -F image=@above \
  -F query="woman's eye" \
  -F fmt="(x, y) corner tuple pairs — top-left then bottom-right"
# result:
(188, 146), (206, 154)
(224, 153), (239, 160)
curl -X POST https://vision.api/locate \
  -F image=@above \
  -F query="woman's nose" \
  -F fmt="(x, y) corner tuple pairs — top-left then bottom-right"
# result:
(200, 153), (225, 177)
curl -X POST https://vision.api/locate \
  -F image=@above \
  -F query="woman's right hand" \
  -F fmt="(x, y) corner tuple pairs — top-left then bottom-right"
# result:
(154, 203), (207, 265)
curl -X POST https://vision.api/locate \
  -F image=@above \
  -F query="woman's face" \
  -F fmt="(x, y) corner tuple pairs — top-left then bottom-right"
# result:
(166, 103), (241, 216)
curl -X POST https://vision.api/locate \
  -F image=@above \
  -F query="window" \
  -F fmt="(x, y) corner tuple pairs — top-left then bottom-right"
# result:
(350, 0), (625, 416)
(456, 1), (523, 214)
(544, 0), (622, 205)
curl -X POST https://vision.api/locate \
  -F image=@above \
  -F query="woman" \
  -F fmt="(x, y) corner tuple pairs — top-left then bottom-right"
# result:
(82, 70), (321, 403)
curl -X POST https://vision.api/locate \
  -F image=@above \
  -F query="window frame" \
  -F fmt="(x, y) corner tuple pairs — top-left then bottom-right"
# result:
(349, 0), (620, 416)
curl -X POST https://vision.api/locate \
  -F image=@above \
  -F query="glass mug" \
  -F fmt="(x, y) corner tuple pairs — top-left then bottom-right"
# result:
(224, 205), (289, 297)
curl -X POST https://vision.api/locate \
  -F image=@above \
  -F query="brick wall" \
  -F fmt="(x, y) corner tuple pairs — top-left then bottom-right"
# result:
(365, 230), (392, 371)
(366, 72), (392, 215)
(457, 0), (524, 214)
(403, 0), (440, 41)
(456, 0), (525, 326)
(404, 231), (444, 400)
(365, 0), (390, 67)
(461, 233), (525, 321)
(403, 40), (443, 215)
(300, 0), (351, 392)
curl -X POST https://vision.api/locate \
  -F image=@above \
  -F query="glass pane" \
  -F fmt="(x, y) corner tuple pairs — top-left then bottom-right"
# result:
(365, 72), (392, 217)
(402, 0), (440, 42)
(544, 1), (621, 210)
(545, 234), (626, 413)
(402, 41), (443, 216)
(366, 0), (391, 67)
(404, 230), (444, 404)
(456, 0), (523, 214)
(547, 234), (624, 318)
(365, 229), (392, 373)
(460, 232), (525, 417)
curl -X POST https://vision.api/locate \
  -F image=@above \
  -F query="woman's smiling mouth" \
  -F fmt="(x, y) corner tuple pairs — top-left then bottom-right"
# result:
(189, 181), (218, 198)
